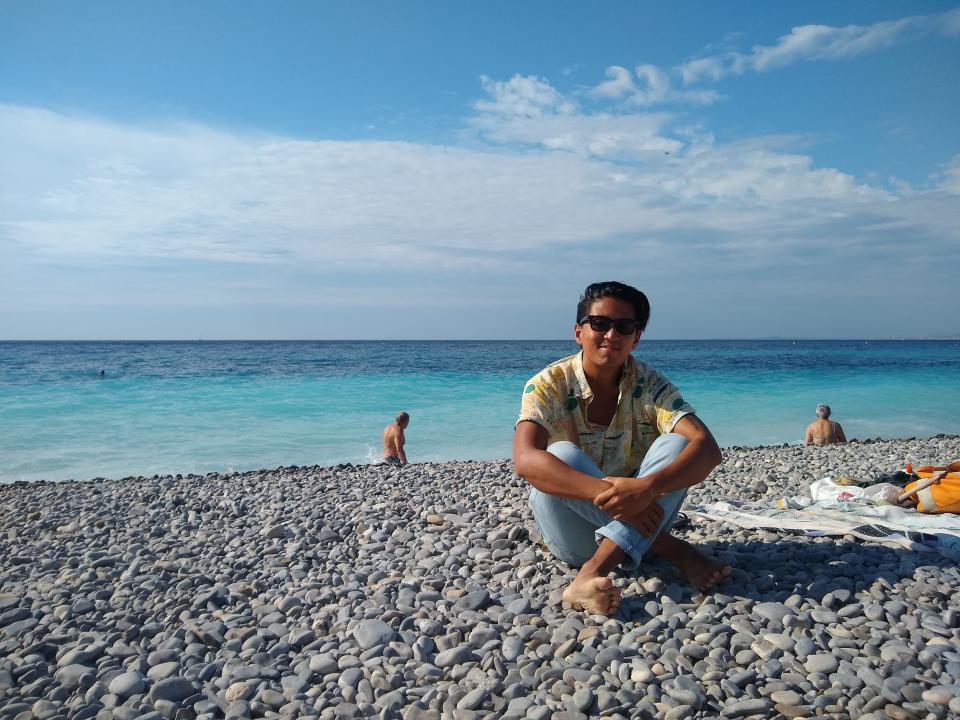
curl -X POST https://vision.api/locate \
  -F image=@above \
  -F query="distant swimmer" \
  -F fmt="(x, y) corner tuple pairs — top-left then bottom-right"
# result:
(805, 404), (847, 445)
(99, 369), (105, 377)
(382, 411), (410, 466)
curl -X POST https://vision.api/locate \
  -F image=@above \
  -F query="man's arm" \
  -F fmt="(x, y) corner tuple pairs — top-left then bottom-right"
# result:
(594, 414), (722, 517)
(804, 424), (814, 445)
(397, 429), (408, 464)
(512, 421), (611, 501)
(835, 423), (846, 443)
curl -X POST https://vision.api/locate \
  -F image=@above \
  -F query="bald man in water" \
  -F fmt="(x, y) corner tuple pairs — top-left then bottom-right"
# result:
(382, 412), (409, 466)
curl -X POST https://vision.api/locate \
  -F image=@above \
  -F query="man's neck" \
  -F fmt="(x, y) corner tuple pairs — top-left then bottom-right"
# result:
(581, 356), (623, 394)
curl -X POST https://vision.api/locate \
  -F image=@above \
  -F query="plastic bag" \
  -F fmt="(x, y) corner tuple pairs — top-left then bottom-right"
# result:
(808, 477), (902, 506)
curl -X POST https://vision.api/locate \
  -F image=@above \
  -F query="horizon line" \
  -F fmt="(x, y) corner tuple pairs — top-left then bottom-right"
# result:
(1, 337), (957, 343)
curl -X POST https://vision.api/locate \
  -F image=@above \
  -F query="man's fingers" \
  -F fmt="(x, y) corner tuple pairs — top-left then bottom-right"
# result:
(594, 488), (614, 506)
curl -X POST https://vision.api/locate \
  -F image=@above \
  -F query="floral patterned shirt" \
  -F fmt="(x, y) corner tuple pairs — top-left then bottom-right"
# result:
(517, 351), (694, 476)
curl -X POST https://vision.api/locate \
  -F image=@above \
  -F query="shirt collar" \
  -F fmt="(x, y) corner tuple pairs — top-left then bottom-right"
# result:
(574, 351), (636, 400)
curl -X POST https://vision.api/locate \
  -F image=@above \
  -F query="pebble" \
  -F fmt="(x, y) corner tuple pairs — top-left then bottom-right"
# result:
(107, 671), (146, 698)
(804, 654), (839, 674)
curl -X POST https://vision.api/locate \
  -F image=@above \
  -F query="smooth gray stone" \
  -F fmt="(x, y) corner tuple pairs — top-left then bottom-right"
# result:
(353, 620), (395, 650)
(225, 700), (250, 718)
(146, 661), (179, 682)
(377, 689), (405, 711)
(146, 650), (179, 667)
(803, 654), (838, 674)
(259, 689), (285, 708)
(505, 597), (533, 615)
(594, 647), (624, 667)
(58, 642), (107, 667)
(54, 664), (94, 688)
(728, 669), (756, 688)
(455, 687), (487, 711)
(454, 590), (491, 612)
(502, 637), (523, 662)
(309, 654), (338, 674)
(148, 676), (198, 704)
(107, 672), (146, 698)
(0, 608), (30, 625)
(754, 603), (794, 623)
(721, 698), (771, 717)
(793, 638), (816, 659)
(809, 610), (838, 624)
(572, 687), (594, 712)
(667, 676), (705, 709)
(504, 696), (535, 717)
(434, 646), (473, 668)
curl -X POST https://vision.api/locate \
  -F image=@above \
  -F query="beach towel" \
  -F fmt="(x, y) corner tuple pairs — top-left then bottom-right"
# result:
(687, 499), (960, 560)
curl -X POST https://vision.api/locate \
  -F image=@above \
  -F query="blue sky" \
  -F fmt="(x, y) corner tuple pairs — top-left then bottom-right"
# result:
(1, 1), (958, 339)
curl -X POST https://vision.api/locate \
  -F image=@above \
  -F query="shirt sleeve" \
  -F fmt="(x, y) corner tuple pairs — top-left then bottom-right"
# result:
(516, 371), (564, 436)
(644, 366), (695, 435)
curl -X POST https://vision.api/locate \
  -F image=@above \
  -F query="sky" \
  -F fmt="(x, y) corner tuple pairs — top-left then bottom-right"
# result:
(1, 1), (959, 340)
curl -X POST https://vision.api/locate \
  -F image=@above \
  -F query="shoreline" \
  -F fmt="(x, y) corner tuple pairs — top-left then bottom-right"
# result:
(5, 433), (959, 487)
(1, 435), (958, 719)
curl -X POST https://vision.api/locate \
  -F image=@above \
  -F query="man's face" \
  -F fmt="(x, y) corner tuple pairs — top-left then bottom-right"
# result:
(574, 297), (641, 369)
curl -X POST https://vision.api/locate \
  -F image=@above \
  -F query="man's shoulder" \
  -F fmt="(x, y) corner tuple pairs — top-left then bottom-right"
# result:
(544, 352), (580, 371)
(629, 358), (664, 388)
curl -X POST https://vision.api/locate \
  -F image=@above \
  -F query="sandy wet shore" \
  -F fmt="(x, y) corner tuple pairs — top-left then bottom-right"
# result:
(1, 435), (959, 720)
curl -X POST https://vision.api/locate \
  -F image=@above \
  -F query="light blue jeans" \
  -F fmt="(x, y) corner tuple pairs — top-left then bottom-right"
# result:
(529, 435), (688, 569)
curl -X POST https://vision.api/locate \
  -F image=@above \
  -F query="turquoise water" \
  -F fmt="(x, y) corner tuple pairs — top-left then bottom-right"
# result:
(1, 340), (959, 483)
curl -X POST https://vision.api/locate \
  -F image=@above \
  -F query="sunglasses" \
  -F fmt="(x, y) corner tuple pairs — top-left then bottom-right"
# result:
(578, 315), (640, 335)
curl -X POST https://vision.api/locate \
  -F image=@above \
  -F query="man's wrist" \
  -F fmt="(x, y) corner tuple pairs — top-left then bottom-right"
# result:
(639, 472), (666, 497)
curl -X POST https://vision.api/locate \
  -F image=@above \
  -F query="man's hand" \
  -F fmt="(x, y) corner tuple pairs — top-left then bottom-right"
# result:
(624, 503), (664, 538)
(594, 475), (657, 519)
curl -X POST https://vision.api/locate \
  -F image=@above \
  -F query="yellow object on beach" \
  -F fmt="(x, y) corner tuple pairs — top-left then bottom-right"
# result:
(834, 475), (857, 486)
(902, 462), (960, 514)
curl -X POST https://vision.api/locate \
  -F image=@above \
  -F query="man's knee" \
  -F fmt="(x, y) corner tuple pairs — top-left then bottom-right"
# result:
(546, 440), (581, 465)
(652, 432), (688, 456)
(639, 433), (689, 474)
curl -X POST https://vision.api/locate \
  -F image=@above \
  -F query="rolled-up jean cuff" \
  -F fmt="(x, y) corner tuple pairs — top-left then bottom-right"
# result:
(595, 523), (646, 568)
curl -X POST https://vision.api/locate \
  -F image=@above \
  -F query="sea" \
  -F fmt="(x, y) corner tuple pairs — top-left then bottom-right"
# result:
(1, 340), (959, 484)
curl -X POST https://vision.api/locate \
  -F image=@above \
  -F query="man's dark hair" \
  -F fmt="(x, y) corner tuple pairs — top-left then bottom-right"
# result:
(396, 411), (410, 425)
(576, 281), (650, 332)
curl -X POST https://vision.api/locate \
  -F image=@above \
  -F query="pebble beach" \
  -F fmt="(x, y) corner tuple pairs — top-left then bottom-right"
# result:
(2, 435), (959, 720)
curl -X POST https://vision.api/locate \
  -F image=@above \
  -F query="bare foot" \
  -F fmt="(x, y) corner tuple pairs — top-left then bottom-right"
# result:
(653, 533), (732, 591)
(562, 575), (622, 615)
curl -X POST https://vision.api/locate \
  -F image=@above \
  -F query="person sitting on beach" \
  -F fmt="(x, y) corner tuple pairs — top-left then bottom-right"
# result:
(382, 411), (410, 466)
(513, 281), (731, 615)
(804, 404), (846, 446)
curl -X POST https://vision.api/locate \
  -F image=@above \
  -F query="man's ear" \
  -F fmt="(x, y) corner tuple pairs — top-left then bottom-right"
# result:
(574, 323), (583, 346)
(631, 331), (641, 349)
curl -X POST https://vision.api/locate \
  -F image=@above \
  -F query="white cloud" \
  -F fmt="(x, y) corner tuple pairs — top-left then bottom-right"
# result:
(589, 66), (637, 99)
(678, 7), (960, 84)
(748, 16), (923, 71)
(678, 57), (726, 85)
(473, 74), (576, 117)
(588, 64), (720, 107)
(940, 154), (960, 193)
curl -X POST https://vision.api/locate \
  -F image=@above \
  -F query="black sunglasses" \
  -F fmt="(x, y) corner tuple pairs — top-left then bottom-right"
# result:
(578, 315), (640, 335)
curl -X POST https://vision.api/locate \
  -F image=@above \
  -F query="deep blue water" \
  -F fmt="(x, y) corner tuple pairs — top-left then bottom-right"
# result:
(1, 340), (958, 482)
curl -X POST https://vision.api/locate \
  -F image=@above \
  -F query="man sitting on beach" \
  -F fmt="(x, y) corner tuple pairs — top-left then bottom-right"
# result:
(805, 403), (846, 446)
(382, 411), (410, 466)
(513, 281), (731, 615)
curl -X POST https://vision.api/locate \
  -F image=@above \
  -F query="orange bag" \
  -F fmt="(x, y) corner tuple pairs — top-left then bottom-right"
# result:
(901, 462), (960, 514)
